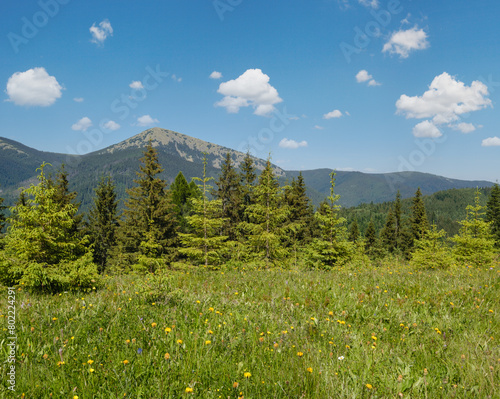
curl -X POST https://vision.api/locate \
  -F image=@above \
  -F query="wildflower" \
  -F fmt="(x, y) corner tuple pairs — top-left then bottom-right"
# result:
(165, 327), (172, 333)
(366, 384), (373, 389)
(297, 352), (304, 357)
(397, 375), (403, 382)
(205, 340), (211, 345)
(151, 322), (157, 328)
(52, 317), (57, 321)
(177, 339), (183, 344)
(244, 372), (251, 378)
(87, 360), (94, 364)
(123, 360), (129, 365)
(89, 368), (95, 373)
(185, 387), (193, 393)
(307, 367), (313, 373)
(43, 354), (49, 360)
(164, 353), (170, 360)
(208, 330), (213, 334)
(259, 337), (264, 343)
(371, 336), (377, 341)
(137, 348), (143, 354)
(423, 368), (428, 376)
(31, 327), (35, 333)
(338, 356), (344, 360)
(125, 339), (130, 344)
(273, 343), (279, 348)
(489, 310), (494, 313)
(57, 361), (65, 366)
(233, 382), (239, 388)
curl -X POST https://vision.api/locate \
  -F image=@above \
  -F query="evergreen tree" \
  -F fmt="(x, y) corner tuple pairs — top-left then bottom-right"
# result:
(1, 163), (97, 291)
(364, 219), (378, 257)
(306, 171), (355, 268)
(394, 190), (402, 247)
(452, 189), (496, 266)
(170, 172), (196, 232)
(486, 183), (500, 248)
(0, 188), (6, 232)
(240, 151), (257, 217)
(52, 164), (83, 236)
(411, 187), (429, 241)
(410, 224), (453, 269)
(179, 156), (228, 267)
(240, 156), (290, 267)
(380, 210), (397, 252)
(88, 176), (118, 274)
(214, 152), (243, 241)
(116, 143), (178, 269)
(285, 173), (315, 243)
(348, 219), (360, 243)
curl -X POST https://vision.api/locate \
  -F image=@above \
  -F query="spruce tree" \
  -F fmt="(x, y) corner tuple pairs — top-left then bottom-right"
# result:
(179, 156), (228, 267)
(486, 183), (500, 248)
(348, 219), (360, 243)
(52, 164), (83, 237)
(117, 143), (178, 268)
(240, 151), (257, 217)
(394, 190), (402, 247)
(380, 210), (397, 253)
(410, 224), (452, 269)
(411, 187), (429, 241)
(88, 176), (118, 274)
(170, 172), (194, 233)
(214, 152), (243, 241)
(286, 173), (315, 243)
(452, 189), (496, 266)
(240, 156), (290, 267)
(364, 219), (378, 257)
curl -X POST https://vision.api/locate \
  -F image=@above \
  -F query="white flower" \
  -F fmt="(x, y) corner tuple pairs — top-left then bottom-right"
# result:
(338, 356), (345, 360)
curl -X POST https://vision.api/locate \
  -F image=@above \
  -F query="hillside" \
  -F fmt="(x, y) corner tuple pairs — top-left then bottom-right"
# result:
(0, 128), (495, 212)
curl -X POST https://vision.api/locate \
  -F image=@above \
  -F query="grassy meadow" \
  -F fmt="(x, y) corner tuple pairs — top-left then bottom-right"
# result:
(1, 261), (499, 398)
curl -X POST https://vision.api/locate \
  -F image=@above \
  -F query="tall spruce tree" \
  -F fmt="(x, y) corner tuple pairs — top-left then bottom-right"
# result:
(486, 183), (500, 248)
(240, 157), (290, 267)
(88, 176), (118, 273)
(240, 151), (257, 216)
(285, 173), (315, 243)
(170, 171), (197, 233)
(394, 190), (402, 247)
(380, 210), (397, 253)
(117, 143), (178, 268)
(214, 152), (243, 241)
(364, 219), (378, 257)
(52, 164), (83, 237)
(179, 156), (228, 267)
(348, 219), (360, 243)
(411, 187), (429, 241)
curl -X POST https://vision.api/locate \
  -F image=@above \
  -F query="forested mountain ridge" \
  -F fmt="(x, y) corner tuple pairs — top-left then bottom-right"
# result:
(0, 128), (495, 211)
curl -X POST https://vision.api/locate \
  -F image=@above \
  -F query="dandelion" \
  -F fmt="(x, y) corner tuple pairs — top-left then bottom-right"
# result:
(164, 353), (170, 360)
(123, 360), (129, 365)
(177, 339), (183, 344)
(43, 354), (49, 360)
(89, 368), (95, 373)
(151, 322), (157, 328)
(87, 360), (94, 364)
(233, 382), (239, 388)
(125, 339), (130, 344)
(57, 361), (65, 366)
(297, 352), (304, 357)
(244, 372), (251, 378)
(371, 336), (377, 341)
(165, 327), (172, 334)
(366, 384), (373, 389)
(185, 387), (193, 393)
(307, 367), (313, 373)
(52, 317), (57, 321)
(205, 340), (211, 345)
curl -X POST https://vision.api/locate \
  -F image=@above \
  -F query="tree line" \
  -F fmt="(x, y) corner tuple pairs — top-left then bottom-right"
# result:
(0, 142), (498, 292)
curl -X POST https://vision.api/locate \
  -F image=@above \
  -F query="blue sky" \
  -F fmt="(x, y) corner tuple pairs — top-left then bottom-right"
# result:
(1, 0), (499, 182)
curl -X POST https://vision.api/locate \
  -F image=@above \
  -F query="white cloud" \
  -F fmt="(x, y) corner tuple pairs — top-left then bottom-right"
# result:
(383, 26), (429, 58)
(356, 70), (380, 86)
(450, 122), (476, 134)
(73, 97), (84, 102)
(71, 117), (93, 132)
(103, 120), (120, 131)
(396, 72), (492, 125)
(90, 19), (113, 45)
(323, 110), (343, 119)
(171, 74), (182, 82)
(356, 70), (372, 83)
(314, 125), (324, 130)
(358, 0), (379, 9)
(412, 120), (442, 138)
(210, 71), (222, 79)
(5, 67), (63, 107)
(215, 69), (282, 116)
(129, 81), (143, 89)
(482, 137), (500, 147)
(137, 115), (159, 127)
(279, 138), (308, 149)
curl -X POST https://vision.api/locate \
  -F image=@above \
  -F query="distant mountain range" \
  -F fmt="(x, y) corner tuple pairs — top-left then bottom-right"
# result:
(0, 128), (494, 211)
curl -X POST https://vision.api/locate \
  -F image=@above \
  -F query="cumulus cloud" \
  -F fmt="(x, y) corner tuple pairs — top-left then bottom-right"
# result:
(383, 26), (429, 58)
(90, 19), (113, 45)
(323, 109), (343, 119)
(210, 71), (222, 79)
(450, 122), (476, 134)
(5, 67), (63, 107)
(482, 137), (500, 147)
(129, 81), (143, 89)
(215, 69), (282, 116)
(396, 72), (492, 126)
(412, 120), (442, 138)
(103, 120), (120, 131)
(73, 97), (84, 102)
(137, 115), (159, 127)
(356, 70), (380, 86)
(358, 0), (379, 8)
(279, 138), (308, 149)
(71, 117), (93, 132)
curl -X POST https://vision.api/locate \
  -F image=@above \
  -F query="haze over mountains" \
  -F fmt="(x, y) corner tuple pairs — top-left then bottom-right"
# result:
(0, 128), (494, 211)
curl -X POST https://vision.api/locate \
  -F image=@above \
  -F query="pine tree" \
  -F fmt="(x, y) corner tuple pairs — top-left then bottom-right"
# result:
(117, 143), (178, 269)
(1, 163), (97, 291)
(411, 187), (429, 241)
(306, 171), (354, 268)
(240, 151), (257, 218)
(348, 219), (360, 243)
(170, 171), (195, 232)
(410, 224), (453, 269)
(179, 156), (228, 267)
(452, 189), (496, 266)
(88, 176), (118, 274)
(214, 152), (243, 241)
(364, 219), (378, 257)
(240, 156), (290, 267)
(486, 183), (500, 248)
(52, 164), (83, 237)
(285, 173), (315, 243)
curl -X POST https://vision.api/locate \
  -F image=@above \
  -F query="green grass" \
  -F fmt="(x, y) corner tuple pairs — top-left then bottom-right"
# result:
(1, 261), (499, 398)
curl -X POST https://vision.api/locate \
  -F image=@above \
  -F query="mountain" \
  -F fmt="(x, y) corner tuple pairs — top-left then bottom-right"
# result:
(0, 128), (495, 212)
